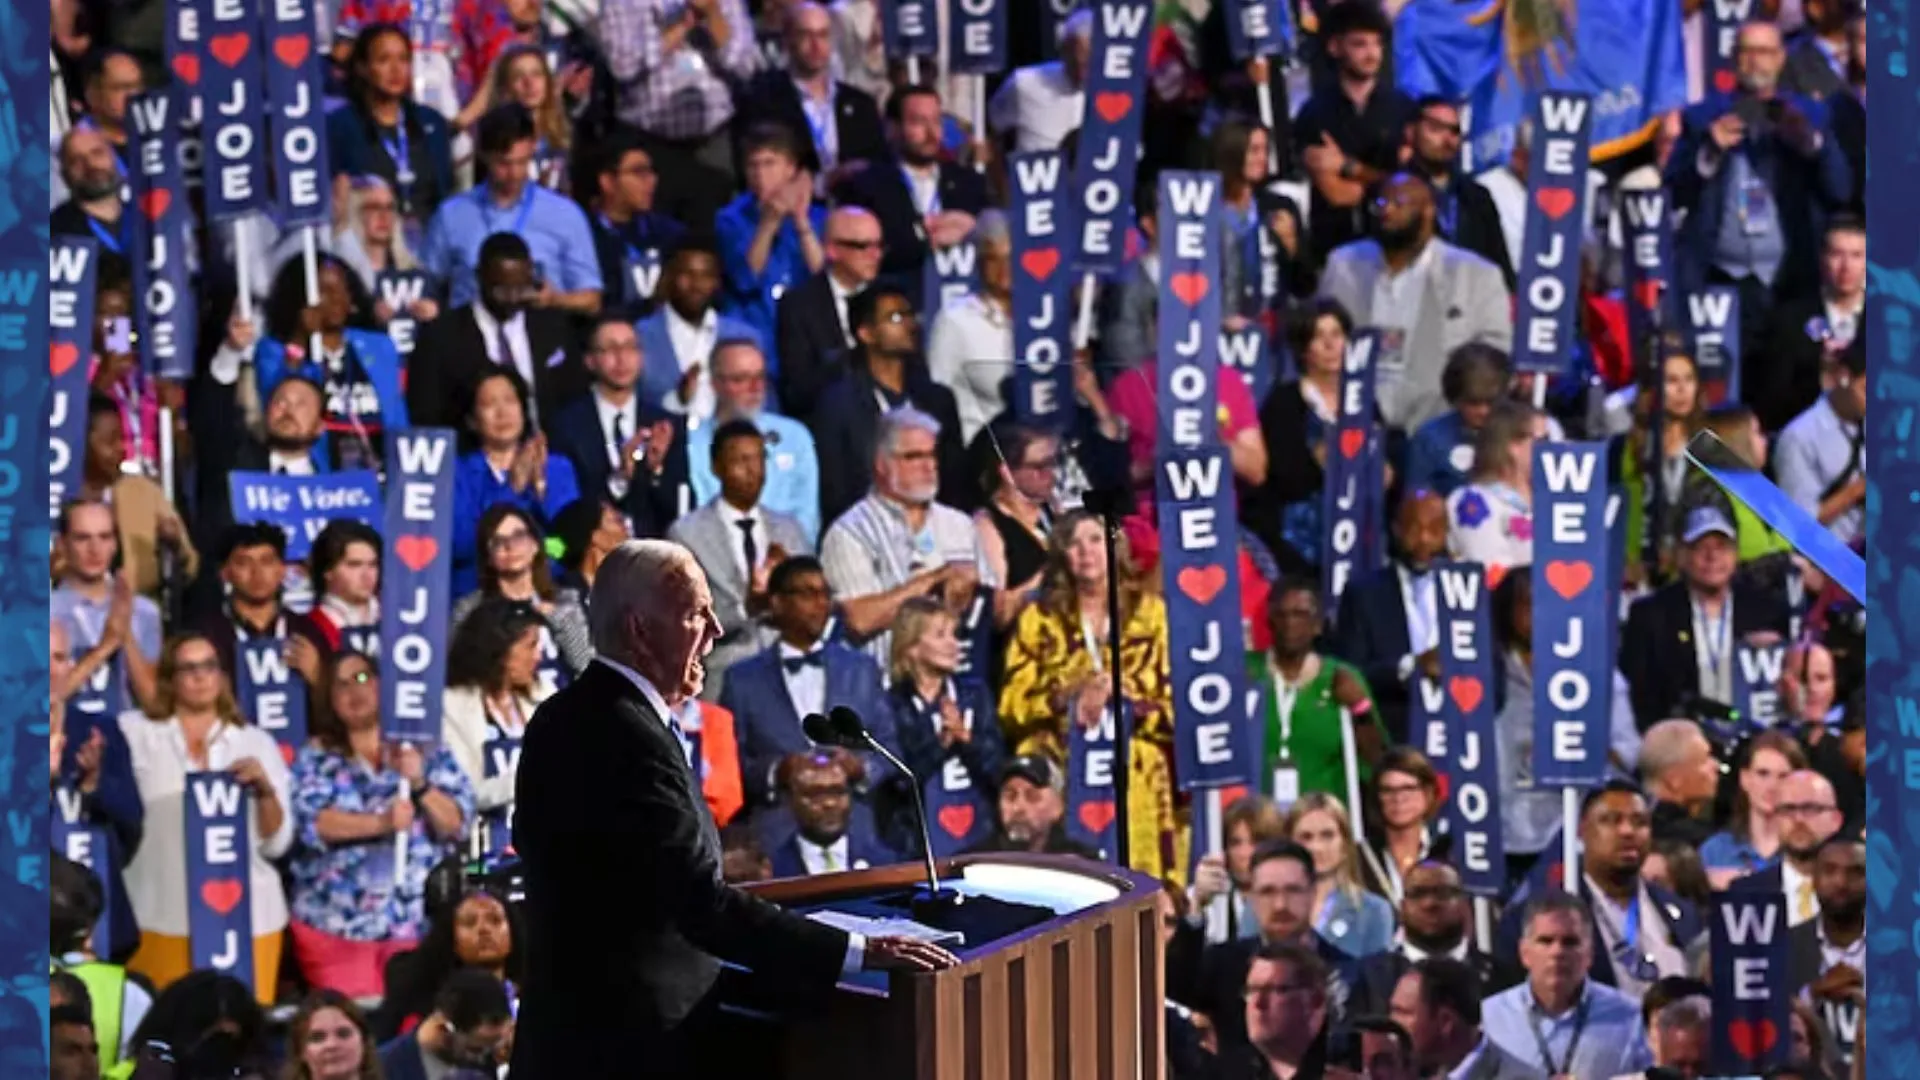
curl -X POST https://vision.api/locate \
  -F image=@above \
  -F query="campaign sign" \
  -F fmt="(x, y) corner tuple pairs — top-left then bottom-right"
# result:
(921, 241), (979, 325)
(1703, 0), (1756, 97)
(1008, 151), (1074, 432)
(266, 0), (332, 226)
(129, 91), (200, 383)
(1155, 171), (1225, 451)
(922, 706), (994, 857)
(1065, 700), (1121, 862)
(1035, 0), (1078, 60)
(1710, 890), (1791, 1074)
(1513, 93), (1592, 375)
(532, 624), (571, 696)
(202, 0), (269, 220)
(49, 238), (100, 521)
(227, 470), (381, 561)
(948, 0), (1007, 75)
(1156, 446), (1252, 789)
(1530, 444), (1612, 788)
(1068, 0), (1153, 274)
(50, 786), (114, 957)
(1688, 287), (1743, 404)
(377, 270), (432, 361)
(1414, 675), (1449, 794)
(953, 590), (993, 684)
(167, 0), (209, 182)
(881, 0), (938, 59)
(236, 637), (309, 762)
(1733, 641), (1786, 727)
(1434, 561), (1505, 897)
(623, 248), (662, 310)
(1222, 0), (1294, 59)
(1220, 326), (1274, 407)
(1321, 330), (1384, 614)
(185, 773), (255, 988)
(379, 431), (456, 746)
(1620, 188), (1673, 358)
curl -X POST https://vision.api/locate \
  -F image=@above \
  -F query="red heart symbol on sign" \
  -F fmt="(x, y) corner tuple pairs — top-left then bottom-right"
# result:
(209, 32), (251, 68)
(172, 53), (201, 85)
(1170, 272), (1210, 307)
(394, 534), (439, 572)
(1339, 428), (1366, 460)
(279, 743), (296, 766)
(1714, 68), (1737, 93)
(274, 33), (312, 69)
(1544, 559), (1593, 601)
(140, 189), (172, 221)
(1448, 675), (1484, 715)
(1729, 1018), (1779, 1060)
(1434, 770), (1451, 803)
(1177, 565), (1227, 606)
(1019, 247), (1060, 282)
(1094, 91), (1133, 124)
(1486, 564), (1509, 590)
(1533, 187), (1576, 221)
(1633, 278), (1663, 312)
(1219, 784), (1248, 806)
(49, 342), (80, 377)
(936, 804), (975, 839)
(200, 878), (245, 916)
(1078, 800), (1116, 834)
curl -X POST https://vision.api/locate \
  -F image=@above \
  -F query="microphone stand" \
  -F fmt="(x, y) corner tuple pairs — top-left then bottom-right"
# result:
(857, 734), (959, 916)
(1083, 485), (1132, 870)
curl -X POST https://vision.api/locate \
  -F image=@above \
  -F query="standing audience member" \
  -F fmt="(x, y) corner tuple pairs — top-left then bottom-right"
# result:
(1291, 2), (1415, 260)
(1353, 863), (1507, 1016)
(1774, 332), (1866, 543)
(1402, 95), (1514, 285)
(636, 233), (764, 420)
(282, 990), (382, 1080)
(1482, 892), (1653, 1078)
(548, 314), (693, 541)
(837, 83), (990, 290)
(308, 521), (383, 658)
(440, 598), (553, 855)
(326, 26), (456, 233)
(50, 854), (152, 1070)
(1254, 297), (1358, 571)
(716, 123), (830, 362)
(1749, 215), (1865, 432)
(986, 8), (1091, 152)
(450, 370), (582, 596)
(588, 133), (687, 318)
(686, 338), (822, 542)
(1287, 793), (1397, 959)
(1788, 834), (1865, 993)
(1639, 719), (1723, 847)
(78, 396), (197, 600)
(926, 212), (1015, 444)
(1700, 730), (1808, 880)
(54, 501), (162, 722)
(1389, 958), (1541, 1080)
(1235, 943), (1361, 1080)
(1189, 797), (1290, 945)
(1402, 345), (1514, 499)
(735, 2), (887, 181)
(774, 205), (883, 423)
(969, 420), (1055, 628)
(189, 524), (329, 687)
(1359, 748), (1453, 900)
(1445, 400), (1539, 581)
(1738, 769), (1845, 926)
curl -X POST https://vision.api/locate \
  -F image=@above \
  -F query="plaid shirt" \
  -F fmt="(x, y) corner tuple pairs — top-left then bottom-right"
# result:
(600, 0), (761, 138)
(336, 0), (516, 99)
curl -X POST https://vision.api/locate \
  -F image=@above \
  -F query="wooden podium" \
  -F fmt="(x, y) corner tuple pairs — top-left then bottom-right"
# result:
(722, 853), (1167, 1080)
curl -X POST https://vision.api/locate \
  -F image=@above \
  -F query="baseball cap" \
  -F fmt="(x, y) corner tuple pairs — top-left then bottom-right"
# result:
(999, 755), (1062, 791)
(1680, 506), (1736, 545)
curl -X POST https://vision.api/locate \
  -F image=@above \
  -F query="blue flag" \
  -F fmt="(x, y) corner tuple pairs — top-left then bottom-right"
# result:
(948, 0), (1007, 75)
(1321, 330), (1384, 615)
(185, 773), (255, 989)
(50, 787), (115, 960)
(1222, 0), (1294, 59)
(881, 0), (939, 59)
(1008, 151), (1074, 431)
(1688, 287), (1743, 404)
(1221, 325), (1275, 406)
(1434, 561), (1505, 898)
(921, 240), (979, 321)
(376, 270), (432, 363)
(1686, 432), (1866, 601)
(1069, 0), (1154, 274)
(379, 430), (457, 746)
(1733, 641), (1786, 727)
(227, 470), (381, 561)
(236, 637), (309, 763)
(1065, 701), (1121, 861)
(1513, 93), (1592, 375)
(266, 0), (332, 226)
(1620, 187), (1674, 357)
(1530, 444), (1612, 789)
(1155, 171), (1225, 451)
(1710, 890), (1792, 1074)
(1157, 447), (1253, 790)
(49, 238), (100, 520)
(167, 0), (209, 187)
(202, 0), (269, 220)
(128, 90), (199, 381)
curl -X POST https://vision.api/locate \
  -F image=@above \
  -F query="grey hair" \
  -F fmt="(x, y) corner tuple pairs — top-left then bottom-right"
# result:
(1638, 719), (1708, 785)
(1514, 119), (1534, 151)
(587, 540), (699, 662)
(1060, 7), (1094, 43)
(1655, 997), (1710, 1034)
(876, 406), (942, 461)
(970, 208), (1011, 248)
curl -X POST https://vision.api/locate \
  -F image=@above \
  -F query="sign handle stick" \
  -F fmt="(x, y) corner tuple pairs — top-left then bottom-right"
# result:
(1339, 706), (1366, 850)
(235, 218), (256, 324)
(1562, 786), (1579, 887)
(907, 55), (921, 85)
(395, 739), (412, 884)
(1473, 896), (1493, 954)
(1204, 786), (1228, 931)
(971, 80), (987, 173)
(303, 226), (323, 362)
(1073, 271), (1097, 351)
(1255, 75), (1279, 174)
(158, 407), (176, 504)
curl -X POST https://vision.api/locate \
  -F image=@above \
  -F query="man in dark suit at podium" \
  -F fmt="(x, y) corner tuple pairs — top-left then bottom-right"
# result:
(1334, 491), (1448, 743)
(510, 540), (957, 1078)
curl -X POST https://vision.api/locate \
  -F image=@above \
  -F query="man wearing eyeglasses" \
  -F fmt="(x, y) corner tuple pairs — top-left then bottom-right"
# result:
(1402, 96), (1513, 289)
(548, 314), (691, 540)
(589, 132), (687, 319)
(776, 206), (887, 423)
(1352, 862), (1513, 1017)
(1734, 769), (1844, 927)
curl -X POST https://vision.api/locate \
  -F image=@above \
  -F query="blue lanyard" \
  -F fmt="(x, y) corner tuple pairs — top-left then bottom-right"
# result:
(478, 185), (536, 238)
(1622, 896), (1641, 949)
(599, 214), (644, 261)
(87, 214), (125, 256)
(379, 120), (412, 182)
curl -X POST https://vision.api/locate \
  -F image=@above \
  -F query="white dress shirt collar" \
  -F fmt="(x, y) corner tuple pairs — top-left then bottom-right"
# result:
(267, 448), (316, 476)
(798, 833), (852, 875)
(1445, 1035), (1489, 1080)
(596, 655), (676, 728)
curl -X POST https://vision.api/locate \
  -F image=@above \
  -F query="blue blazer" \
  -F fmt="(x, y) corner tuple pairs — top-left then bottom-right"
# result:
(891, 678), (1006, 799)
(634, 311), (763, 416)
(545, 394), (690, 540)
(450, 449), (582, 596)
(1317, 887), (1398, 960)
(326, 102), (456, 220)
(1404, 410), (1473, 497)
(765, 823), (899, 879)
(255, 329), (411, 435)
(720, 641), (903, 807)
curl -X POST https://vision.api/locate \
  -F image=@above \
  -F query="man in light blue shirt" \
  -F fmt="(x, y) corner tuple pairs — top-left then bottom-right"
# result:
(51, 501), (163, 721)
(688, 338), (822, 542)
(1483, 892), (1653, 1080)
(421, 104), (603, 312)
(1774, 336), (1865, 543)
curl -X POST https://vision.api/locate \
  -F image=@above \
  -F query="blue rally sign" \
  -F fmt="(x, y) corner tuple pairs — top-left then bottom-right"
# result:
(227, 470), (381, 560)
(1733, 641), (1786, 727)
(881, 0), (939, 60)
(1068, 0), (1154, 274)
(1620, 187), (1674, 357)
(1157, 446), (1252, 789)
(1513, 92), (1592, 375)
(236, 636), (311, 761)
(1065, 701), (1121, 861)
(1530, 443), (1612, 789)
(1703, 0), (1757, 98)
(1220, 325), (1274, 406)
(166, 0), (210, 186)
(1222, 0), (1294, 60)
(184, 773), (255, 989)
(201, 0), (270, 220)
(921, 240), (979, 322)
(1321, 330), (1384, 615)
(1434, 561), (1505, 898)
(48, 238), (100, 520)
(1155, 171), (1225, 450)
(377, 270), (433, 362)
(1688, 286), (1743, 404)
(265, 0), (333, 226)
(379, 430), (456, 746)
(948, 0), (1007, 75)
(1710, 890), (1792, 1074)
(1008, 151), (1074, 432)
(129, 90), (200, 381)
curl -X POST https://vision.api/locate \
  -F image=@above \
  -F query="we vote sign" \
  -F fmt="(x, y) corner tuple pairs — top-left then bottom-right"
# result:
(1688, 287), (1743, 403)
(185, 773), (255, 988)
(1157, 447), (1252, 789)
(237, 637), (309, 761)
(1155, 172), (1225, 451)
(129, 90), (199, 380)
(228, 470), (381, 560)
(1222, 0), (1293, 59)
(948, 0), (1007, 74)
(379, 431), (456, 745)
(378, 270), (432, 360)
(49, 238), (100, 520)
(1513, 93), (1591, 374)
(201, 0), (269, 219)
(1068, 0), (1153, 273)
(1530, 444), (1612, 788)
(1710, 891), (1791, 1074)
(1066, 701), (1122, 861)
(1733, 641), (1786, 727)
(881, 0), (938, 59)
(1435, 562), (1505, 897)
(1621, 189), (1674, 353)
(1321, 331), (1384, 615)
(1008, 152), (1074, 431)
(266, 0), (332, 225)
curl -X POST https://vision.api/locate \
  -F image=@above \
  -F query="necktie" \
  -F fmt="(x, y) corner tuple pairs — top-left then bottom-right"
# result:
(486, 319), (505, 365)
(822, 845), (839, 871)
(783, 650), (825, 675)
(737, 517), (758, 575)
(611, 410), (627, 456)
(1797, 879), (1816, 921)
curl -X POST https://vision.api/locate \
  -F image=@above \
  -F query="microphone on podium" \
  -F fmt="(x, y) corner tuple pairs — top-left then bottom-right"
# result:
(804, 707), (958, 914)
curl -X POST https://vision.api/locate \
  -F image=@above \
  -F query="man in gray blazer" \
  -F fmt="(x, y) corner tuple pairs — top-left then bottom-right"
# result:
(668, 418), (813, 700)
(1393, 958), (1546, 1080)
(1317, 172), (1512, 433)
(1098, 172), (1250, 370)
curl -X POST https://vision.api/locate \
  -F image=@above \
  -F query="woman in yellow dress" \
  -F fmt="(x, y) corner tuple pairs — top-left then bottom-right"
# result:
(998, 509), (1186, 884)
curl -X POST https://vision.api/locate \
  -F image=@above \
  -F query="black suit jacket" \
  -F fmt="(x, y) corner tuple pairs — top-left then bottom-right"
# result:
(834, 156), (992, 292)
(774, 272), (855, 424)
(1332, 566), (1419, 743)
(546, 393), (691, 539)
(510, 662), (849, 1076)
(1165, 925), (1357, 1062)
(1618, 582), (1791, 730)
(405, 306), (586, 434)
(1348, 944), (1514, 1018)
(1439, 178), (1516, 292)
(809, 361), (970, 526)
(735, 72), (888, 178)
(1745, 292), (1834, 433)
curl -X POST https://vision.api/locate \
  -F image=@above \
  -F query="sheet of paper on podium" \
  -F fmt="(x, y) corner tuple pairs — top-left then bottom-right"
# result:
(806, 909), (967, 948)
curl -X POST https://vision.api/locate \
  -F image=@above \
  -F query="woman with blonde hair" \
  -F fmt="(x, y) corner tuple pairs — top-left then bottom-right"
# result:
(888, 596), (1005, 856)
(331, 175), (437, 329)
(1189, 794), (1288, 943)
(1285, 792), (1396, 958)
(479, 44), (572, 191)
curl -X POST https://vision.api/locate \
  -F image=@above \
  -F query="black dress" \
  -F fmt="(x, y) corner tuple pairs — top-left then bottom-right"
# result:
(986, 502), (1050, 589)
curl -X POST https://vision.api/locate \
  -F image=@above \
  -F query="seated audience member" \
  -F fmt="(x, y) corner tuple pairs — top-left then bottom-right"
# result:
(766, 751), (899, 877)
(1775, 332), (1866, 545)
(1698, 730), (1806, 880)
(635, 233), (764, 419)
(722, 822), (775, 884)
(451, 370), (582, 596)
(1288, 794), (1398, 959)
(966, 756), (1100, 858)
(774, 206), (884, 424)
(47, 617), (143, 968)
(409, 231), (590, 434)
(545, 498), (632, 594)
(331, 175), (439, 317)
(588, 133), (688, 318)
(1638, 719), (1722, 848)
(888, 596), (1005, 855)
(1359, 749), (1454, 900)
(482, 45), (573, 191)
(1253, 298), (1358, 571)
(1735, 769), (1846, 928)
(288, 652), (474, 999)
(326, 25), (457, 233)
(670, 418), (813, 698)
(441, 599), (552, 855)
(1789, 834), (1865, 995)
(970, 420), (1055, 629)
(720, 556), (902, 808)
(377, 969), (514, 1080)
(308, 521), (383, 657)
(284, 989), (383, 1080)
(1403, 344), (1514, 499)
(547, 314), (693, 541)
(1388, 957), (1540, 1080)
(1639, 996), (1712, 1080)
(450, 505), (593, 678)
(87, 263), (166, 479)
(1189, 795), (1288, 944)
(1255, 580), (1387, 801)
(50, 855), (152, 1071)
(189, 524), (330, 687)
(820, 405), (992, 665)
(1354, 863), (1509, 1017)
(812, 288), (969, 524)
(55, 499), (163, 721)
(1445, 400), (1540, 581)
(122, 972), (270, 1077)
(687, 338), (823, 543)
(48, 1004), (99, 1080)
(119, 634), (294, 1004)
(1482, 892), (1653, 1078)
(715, 123), (831, 369)
(836, 82), (991, 297)
(926, 213), (1016, 447)
(1236, 942), (1363, 1080)
(78, 396), (197, 600)
(376, 887), (523, 1041)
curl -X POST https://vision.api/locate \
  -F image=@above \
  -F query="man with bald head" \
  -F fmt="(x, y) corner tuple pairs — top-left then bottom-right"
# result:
(50, 127), (128, 264)
(1332, 489), (1450, 743)
(776, 205), (886, 421)
(1639, 719), (1720, 846)
(511, 540), (957, 1076)
(736, 1), (887, 185)
(1735, 768), (1844, 926)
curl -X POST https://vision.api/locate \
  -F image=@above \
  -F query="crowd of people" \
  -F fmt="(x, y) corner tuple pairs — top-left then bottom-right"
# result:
(42, 0), (1872, 1074)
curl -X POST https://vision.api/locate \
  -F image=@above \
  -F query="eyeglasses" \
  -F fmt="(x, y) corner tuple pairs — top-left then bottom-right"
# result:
(489, 530), (536, 552)
(893, 449), (937, 464)
(1379, 783), (1426, 800)
(1244, 982), (1318, 1001)
(834, 237), (883, 252)
(335, 670), (374, 687)
(591, 341), (642, 357)
(1778, 802), (1839, 818)
(174, 658), (222, 676)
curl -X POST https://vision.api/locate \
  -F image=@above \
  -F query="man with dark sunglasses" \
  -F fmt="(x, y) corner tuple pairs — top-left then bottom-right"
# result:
(775, 206), (886, 423)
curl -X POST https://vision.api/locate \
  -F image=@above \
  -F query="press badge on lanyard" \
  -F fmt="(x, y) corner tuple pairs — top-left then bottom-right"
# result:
(1738, 175), (1773, 237)
(1268, 667), (1302, 808)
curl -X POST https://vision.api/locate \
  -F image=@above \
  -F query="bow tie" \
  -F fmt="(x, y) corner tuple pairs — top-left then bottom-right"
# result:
(783, 650), (826, 674)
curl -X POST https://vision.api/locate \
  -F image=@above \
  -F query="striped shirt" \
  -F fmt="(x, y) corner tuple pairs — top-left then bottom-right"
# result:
(601, 0), (761, 139)
(819, 494), (998, 665)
